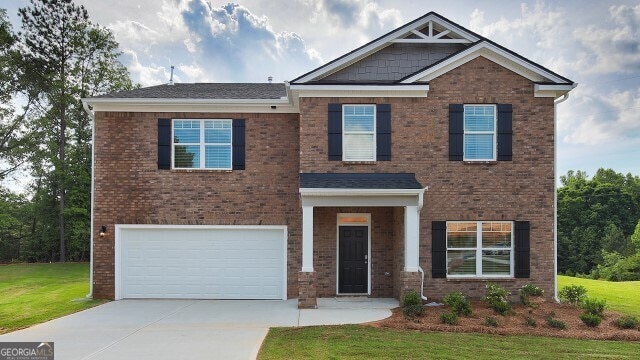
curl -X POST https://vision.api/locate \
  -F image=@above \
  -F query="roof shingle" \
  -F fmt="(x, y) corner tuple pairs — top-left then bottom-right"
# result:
(300, 173), (423, 189)
(93, 83), (287, 100)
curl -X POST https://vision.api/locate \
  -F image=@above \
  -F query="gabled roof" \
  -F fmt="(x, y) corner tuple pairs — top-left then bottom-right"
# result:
(94, 83), (287, 100)
(291, 11), (574, 88)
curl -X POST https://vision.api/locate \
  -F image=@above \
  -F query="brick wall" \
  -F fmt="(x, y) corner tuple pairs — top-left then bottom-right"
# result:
(92, 111), (301, 299)
(299, 56), (556, 299)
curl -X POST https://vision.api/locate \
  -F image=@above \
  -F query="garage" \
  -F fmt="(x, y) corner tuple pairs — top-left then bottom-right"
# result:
(114, 225), (287, 300)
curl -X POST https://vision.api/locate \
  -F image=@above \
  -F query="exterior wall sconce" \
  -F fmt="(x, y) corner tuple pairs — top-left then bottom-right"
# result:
(99, 225), (107, 238)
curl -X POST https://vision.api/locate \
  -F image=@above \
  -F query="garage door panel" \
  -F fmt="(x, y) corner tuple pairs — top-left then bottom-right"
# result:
(118, 226), (285, 299)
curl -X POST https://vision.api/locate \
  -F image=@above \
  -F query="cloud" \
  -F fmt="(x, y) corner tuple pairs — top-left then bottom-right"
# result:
(573, 4), (640, 74)
(315, 0), (401, 35)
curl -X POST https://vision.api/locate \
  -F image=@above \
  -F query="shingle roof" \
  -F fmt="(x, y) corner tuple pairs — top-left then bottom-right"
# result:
(93, 83), (287, 99)
(300, 173), (423, 189)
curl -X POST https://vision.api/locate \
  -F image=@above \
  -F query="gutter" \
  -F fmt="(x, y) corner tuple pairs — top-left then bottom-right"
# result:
(553, 92), (570, 302)
(82, 99), (95, 299)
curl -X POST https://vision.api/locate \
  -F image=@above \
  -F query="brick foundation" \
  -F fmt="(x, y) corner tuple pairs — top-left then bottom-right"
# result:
(298, 271), (317, 309)
(399, 271), (422, 301)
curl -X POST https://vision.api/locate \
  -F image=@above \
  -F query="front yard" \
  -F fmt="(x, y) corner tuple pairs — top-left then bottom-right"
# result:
(558, 275), (640, 317)
(0, 263), (105, 334)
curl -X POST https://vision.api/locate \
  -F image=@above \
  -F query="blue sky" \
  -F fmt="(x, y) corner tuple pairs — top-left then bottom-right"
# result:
(4, 0), (640, 181)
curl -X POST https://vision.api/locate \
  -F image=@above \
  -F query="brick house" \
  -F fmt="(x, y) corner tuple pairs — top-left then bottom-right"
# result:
(82, 12), (575, 308)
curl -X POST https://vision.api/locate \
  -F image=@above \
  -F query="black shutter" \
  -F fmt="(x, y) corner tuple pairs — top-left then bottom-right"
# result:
(449, 104), (464, 161)
(232, 119), (245, 170)
(157, 118), (171, 170)
(376, 104), (391, 161)
(432, 221), (447, 278)
(497, 104), (513, 161)
(514, 221), (530, 278)
(328, 103), (342, 161)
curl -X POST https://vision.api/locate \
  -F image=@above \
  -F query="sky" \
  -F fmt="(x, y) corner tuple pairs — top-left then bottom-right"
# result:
(3, 0), (640, 183)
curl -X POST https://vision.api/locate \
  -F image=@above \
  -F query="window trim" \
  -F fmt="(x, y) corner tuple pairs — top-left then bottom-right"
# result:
(342, 104), (377, 162)
(446, 220), (514, 278)
(171, 118), (233, 170)
(463, 104), (497, 162)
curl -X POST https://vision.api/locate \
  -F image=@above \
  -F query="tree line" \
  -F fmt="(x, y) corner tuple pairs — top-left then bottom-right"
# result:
(0, 0), (133, 262)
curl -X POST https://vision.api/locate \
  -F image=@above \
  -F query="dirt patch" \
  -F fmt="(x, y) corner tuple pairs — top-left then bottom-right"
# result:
(371, 300), (640, 341)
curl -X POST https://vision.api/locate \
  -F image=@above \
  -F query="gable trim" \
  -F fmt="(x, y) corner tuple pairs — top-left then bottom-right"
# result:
(290, 84), (429, 98)
(291, 12), (481, 84)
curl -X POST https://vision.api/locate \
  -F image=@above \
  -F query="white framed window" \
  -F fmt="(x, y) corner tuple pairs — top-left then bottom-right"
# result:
(172, 119), (232, 170)
(464, 105), (496, 161)
(446, 221), (513, 278)
(343, 105), (376, 161)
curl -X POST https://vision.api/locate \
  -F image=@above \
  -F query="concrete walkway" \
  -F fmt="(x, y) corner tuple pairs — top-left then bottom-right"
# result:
(0, 298), (397, 360)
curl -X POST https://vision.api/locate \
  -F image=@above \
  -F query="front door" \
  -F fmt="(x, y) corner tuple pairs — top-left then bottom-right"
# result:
(338, 226), (368, 294)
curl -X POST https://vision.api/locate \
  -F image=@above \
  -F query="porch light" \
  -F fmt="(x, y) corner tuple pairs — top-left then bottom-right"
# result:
(99, 225), (107, 238)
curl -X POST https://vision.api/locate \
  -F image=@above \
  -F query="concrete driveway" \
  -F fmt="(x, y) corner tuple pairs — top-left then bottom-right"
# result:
(0, 298), (397, 360)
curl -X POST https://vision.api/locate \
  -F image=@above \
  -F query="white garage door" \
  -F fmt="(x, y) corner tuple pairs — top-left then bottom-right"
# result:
(115, 225), (287, 300)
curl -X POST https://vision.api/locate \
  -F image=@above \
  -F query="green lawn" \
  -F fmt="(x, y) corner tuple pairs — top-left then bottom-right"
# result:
(0, 263), (106, 334)
(259, 325), (640, 359)
(558, 275), (640, 317)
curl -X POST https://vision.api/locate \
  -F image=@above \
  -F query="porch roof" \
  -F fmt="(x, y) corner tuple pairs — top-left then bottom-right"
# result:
(299, 173), (423, 190)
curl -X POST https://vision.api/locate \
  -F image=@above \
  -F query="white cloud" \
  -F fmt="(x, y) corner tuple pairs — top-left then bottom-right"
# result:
(121, 50), (171, 86)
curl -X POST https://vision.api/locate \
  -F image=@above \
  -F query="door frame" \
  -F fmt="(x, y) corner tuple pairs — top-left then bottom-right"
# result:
(336, 213), (371, 295)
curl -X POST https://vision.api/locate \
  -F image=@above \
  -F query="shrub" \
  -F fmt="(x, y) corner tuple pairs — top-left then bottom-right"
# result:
(402, 291), (423, 318)
(440, 312), (459, 325)
(484, 316), (498, 328)
(581, 298), (606, 317)
(614, 315), (639, 330)
(443, 291), (472, 316)
(485, 283), (511, 315)
(519, 284), (544, 305)
(558, 285), (587, 305)
(596, 252), (640, 281)
(545, 314), (567, 330)
(524, 316), (537, 327)
(580, 313), (602, 327)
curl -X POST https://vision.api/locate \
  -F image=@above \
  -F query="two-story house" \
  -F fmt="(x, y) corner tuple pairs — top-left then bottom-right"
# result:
(83, 12), (575, 308)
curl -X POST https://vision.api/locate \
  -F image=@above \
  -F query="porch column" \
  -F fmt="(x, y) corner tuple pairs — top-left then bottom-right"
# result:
(301, 205), (314, 272)
(404, 205), (420, 272)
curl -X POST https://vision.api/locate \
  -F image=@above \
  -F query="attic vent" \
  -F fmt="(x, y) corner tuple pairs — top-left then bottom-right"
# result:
(169, 65), (175, 86)
(268, 76), (273, 83)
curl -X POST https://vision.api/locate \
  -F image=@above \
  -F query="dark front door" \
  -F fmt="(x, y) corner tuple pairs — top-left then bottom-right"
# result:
(339, 226), (368, 294)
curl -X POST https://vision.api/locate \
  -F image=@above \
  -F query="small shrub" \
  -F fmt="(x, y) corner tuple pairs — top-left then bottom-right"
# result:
(484, 316), (498, 328)
(403, 304), (424, 318)
(545, 314), (567, 330)
(443, 291), (472, 316)
(581, 298), (606, 317)
(440, 312), (459, 325)
(524, 316), (537, 327)
(558, 285), (587, 305)
(403, 291), (421, 307)
(580, 313), (602, 327)
(519, 284), (544, 305)
(485, 283), (511, 315)
(614, 315), (639, 330)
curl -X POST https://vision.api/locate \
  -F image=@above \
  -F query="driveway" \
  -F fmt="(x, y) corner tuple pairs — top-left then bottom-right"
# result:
(0, 298), (397, 360)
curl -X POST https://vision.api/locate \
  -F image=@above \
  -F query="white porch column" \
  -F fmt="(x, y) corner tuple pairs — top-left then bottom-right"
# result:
(301, 205), (314, 272)
(404, 205), (420, 272)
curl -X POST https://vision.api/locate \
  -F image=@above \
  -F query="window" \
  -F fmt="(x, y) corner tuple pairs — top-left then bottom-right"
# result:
(464, 105), (496, 161)
(446, 221), (513, 277)
(343, 105), (376, 161)
(173, 119), (232, 169)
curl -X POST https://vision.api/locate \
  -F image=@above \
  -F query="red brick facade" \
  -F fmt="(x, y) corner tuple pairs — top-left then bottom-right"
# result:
(93, 56), (556, 303)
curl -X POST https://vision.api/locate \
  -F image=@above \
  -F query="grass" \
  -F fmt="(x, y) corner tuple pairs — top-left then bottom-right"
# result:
(558, 275), (640, 317)
(0, 263), (106, 334)
(259, 325), (640, 359)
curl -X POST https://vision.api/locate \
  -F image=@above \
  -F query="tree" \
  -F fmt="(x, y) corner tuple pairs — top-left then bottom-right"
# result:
(632, 219), (640, 251)
(17, 0), (133, 262)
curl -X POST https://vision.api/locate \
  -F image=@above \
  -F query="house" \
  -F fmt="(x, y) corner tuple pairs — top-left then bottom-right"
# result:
(82, 12), (575, 309)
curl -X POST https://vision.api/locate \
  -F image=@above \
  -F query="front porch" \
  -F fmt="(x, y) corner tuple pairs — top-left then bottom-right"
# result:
(298, 173), (426, 309)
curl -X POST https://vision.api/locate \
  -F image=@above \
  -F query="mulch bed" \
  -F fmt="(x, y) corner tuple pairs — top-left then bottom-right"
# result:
(370, 300), (640, 341)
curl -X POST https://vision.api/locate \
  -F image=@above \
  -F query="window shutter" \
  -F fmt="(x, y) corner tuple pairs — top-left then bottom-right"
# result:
(514, 221), (530, 278)
(157, 118), (171, 170)
(232, 119), (245, 170)
(497, 104), (513, 161)
(328, 104), (342, 161)
(376, 104), (391, 161)
(432, 221), (447, 278)
(449, 104), (464, 161)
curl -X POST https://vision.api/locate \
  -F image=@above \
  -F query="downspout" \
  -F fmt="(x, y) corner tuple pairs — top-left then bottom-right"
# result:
(82, 99), (95, 299)
(553, 92), (570, 302)
(417, 187), (429, 301)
